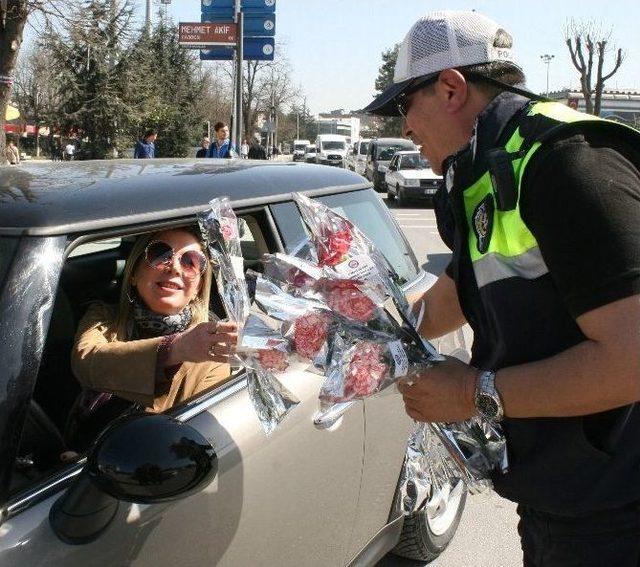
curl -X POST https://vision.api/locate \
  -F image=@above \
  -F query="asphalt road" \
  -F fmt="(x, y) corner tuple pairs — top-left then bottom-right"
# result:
(379, 197), (523, 567)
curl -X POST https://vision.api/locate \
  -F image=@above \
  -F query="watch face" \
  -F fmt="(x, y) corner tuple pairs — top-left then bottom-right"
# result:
(478, 395), (499, 419)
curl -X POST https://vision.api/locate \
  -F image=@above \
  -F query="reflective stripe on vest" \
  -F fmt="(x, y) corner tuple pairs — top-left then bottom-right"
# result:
(464, 101), (632, 289)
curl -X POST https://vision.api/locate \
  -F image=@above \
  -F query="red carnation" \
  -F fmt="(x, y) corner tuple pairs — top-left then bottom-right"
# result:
(343, 342), (388, 398)
(257, 349), (289, 372)
(318, 226), (352, 266)
(326, 281), (376, 323)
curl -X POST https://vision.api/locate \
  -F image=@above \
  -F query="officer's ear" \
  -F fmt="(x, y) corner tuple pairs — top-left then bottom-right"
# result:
(437, 69), (469, 114)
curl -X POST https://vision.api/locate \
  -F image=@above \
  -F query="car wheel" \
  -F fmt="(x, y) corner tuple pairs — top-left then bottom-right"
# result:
(397, 185), (406, 206)
(393, 479), (467, 563)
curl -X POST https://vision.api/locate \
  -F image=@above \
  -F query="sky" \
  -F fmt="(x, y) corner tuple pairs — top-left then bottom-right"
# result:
(112, 1), (640, 115)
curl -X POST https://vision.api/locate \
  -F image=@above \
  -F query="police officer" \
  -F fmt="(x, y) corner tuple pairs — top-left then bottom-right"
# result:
(364, 10), (640, 566)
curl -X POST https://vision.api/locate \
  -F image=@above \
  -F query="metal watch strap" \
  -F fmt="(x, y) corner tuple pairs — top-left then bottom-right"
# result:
(474, 370), (504, 422)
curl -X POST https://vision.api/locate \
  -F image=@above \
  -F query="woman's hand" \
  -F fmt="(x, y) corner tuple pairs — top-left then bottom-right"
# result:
(167, 321), (238, 365)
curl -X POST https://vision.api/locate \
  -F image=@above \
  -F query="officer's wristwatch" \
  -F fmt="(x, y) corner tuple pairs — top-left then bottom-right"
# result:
(474, 370), (504, 422)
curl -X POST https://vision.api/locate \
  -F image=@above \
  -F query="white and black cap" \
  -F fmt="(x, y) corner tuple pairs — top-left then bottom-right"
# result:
(363, 10), (532, 116)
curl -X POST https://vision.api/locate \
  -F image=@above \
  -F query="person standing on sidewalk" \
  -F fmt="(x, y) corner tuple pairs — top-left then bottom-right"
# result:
(196, 137), (210, 158)
(240, 139), (249, 159)
(134, 130), (157, 159)
(4, 139), (20, 165)
(364, 10), (640, 566)
(207, 122), (236, 158)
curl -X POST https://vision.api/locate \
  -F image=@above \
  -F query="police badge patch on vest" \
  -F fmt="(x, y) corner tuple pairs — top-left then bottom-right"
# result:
(472, 195), (494, 254)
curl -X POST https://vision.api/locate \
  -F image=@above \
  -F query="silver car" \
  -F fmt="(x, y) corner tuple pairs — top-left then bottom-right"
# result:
(0, 159), (468, 566)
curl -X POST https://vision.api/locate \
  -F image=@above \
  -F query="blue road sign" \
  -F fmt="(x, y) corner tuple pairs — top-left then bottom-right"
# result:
(200, 36), (274, 60)
(202, 13), (275, 36)
(201, 0), (275, 13)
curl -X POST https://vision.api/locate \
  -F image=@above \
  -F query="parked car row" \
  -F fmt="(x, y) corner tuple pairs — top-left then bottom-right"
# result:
(0, 158), (467, 566)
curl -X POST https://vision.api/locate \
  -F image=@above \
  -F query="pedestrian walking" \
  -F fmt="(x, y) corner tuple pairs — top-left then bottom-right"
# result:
(364, 10), (640, 566)
(134, 130), (157, 159)
(247, 135), (267, 160)
(240, 139), (249, 159)
(4, 139), (20, 165)
(63, 141), (76, 161)
(207, 122), (236, 158)
(196, 137), (210, 158)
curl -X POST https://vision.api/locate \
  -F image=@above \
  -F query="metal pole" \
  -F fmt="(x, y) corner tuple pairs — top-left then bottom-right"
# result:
(234, 2), (243, 152)
(145, 0), (151, 35)
(296, 112), (300, 140)
(540, 54), (554, 97)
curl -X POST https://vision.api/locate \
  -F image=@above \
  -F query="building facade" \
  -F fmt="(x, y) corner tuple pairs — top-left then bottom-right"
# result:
(548, 89), (640, 126)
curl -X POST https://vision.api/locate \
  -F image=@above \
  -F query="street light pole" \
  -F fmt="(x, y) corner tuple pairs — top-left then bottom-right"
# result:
(540, 54), (555, 97)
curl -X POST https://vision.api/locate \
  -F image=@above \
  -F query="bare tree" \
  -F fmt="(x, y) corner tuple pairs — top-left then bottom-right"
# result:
(0, 0), (90, 163)
(565, 20), (625, 115)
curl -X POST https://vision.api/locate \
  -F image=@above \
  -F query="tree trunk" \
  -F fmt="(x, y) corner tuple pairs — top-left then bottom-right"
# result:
(0, 1), (29, 164)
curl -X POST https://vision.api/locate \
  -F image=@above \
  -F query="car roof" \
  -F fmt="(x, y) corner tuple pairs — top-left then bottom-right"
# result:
(372, 138), (414, 145)
(0, 159), (368, 236)
(395, 151), (420, 156)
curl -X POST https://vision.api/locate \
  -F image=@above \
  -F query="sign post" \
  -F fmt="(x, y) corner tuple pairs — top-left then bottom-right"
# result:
(234, 4), (243, 150)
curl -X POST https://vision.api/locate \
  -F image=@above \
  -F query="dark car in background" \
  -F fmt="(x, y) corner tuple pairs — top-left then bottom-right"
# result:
(364, 138), (417, 192)
(0, 159), (469, 566)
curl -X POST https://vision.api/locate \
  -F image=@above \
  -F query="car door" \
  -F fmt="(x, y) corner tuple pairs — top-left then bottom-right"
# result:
(0, 212), (364, 567)
(385, 155), (398, 191)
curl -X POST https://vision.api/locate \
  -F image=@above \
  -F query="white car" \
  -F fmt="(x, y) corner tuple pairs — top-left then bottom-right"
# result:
(304, 144), (317, 163)
(345, 139), (371, 175)
(385, 151), (442, 206)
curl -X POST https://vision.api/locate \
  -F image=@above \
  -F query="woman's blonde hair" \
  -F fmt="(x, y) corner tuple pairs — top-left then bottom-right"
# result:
(114, 227), (213, 340)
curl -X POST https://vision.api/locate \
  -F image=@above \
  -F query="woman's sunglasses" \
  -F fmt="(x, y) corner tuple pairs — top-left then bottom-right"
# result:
(144, 241), (208, 280)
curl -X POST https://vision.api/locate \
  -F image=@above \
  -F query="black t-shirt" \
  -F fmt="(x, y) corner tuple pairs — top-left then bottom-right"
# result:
(520, 128), (640, 317)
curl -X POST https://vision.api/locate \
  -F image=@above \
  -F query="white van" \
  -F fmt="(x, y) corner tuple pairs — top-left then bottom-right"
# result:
(346, 138), (371, 175)
(292, 139), (311, 162)
(315, 134), (348, 167)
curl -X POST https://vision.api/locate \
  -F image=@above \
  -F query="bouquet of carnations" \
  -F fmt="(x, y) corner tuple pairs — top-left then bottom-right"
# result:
(198, 198), (299, 435)
(286, 193), (508, 499)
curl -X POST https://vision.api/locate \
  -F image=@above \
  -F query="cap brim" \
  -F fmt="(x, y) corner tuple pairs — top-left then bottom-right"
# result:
(360, 78), (413, 116)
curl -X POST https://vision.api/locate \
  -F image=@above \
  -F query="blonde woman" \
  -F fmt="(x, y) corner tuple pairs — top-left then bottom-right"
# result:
(67, 227), (237, 449)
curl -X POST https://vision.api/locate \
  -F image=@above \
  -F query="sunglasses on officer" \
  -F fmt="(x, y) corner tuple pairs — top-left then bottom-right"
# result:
(396, 75), (439, 118)
(144, 240), (208, 280)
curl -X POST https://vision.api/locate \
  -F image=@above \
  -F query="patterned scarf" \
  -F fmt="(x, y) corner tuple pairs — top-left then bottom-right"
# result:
(132, 298), (193, 337)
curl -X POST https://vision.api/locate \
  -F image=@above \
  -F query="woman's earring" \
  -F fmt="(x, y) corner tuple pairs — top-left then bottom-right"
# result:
(126, 288), (135, 303)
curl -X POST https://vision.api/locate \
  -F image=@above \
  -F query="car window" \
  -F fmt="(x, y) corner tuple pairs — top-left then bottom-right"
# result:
(376, 142), (415, 161)
(271, 191), (418, 285)
(400, 154), (429, 170)
(323, 141), (346, 150)
(0, 236), (19, 288)
(14, 217), (273, 495)
(359, 142), (369, 155)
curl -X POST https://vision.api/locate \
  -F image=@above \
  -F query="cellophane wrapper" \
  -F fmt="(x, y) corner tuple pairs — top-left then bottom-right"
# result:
(291, 192), (508, 509)
(198, 198), (299, 435)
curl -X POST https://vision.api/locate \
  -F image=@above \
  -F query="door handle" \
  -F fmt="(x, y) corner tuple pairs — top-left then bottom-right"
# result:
(313, 401), (356, 430)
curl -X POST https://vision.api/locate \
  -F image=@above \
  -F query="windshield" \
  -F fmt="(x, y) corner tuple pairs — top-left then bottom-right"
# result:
(376, 142), (415, 160)
(294, 144), (307, 151)
(306, 146), (316, 152)
(322, 141), (346, 150)
(400, 153), (429, 169)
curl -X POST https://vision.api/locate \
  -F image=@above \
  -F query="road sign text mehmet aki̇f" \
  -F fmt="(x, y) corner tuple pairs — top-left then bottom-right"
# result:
(178, 22), (237, 48)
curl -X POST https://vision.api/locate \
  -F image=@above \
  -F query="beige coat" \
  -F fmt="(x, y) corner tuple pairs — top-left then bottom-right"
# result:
(71, 302), (230, 413)
(5, 144), (19, 165)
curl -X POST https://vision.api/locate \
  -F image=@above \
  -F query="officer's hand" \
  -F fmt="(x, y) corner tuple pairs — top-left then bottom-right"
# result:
(397, 356), (477, 423)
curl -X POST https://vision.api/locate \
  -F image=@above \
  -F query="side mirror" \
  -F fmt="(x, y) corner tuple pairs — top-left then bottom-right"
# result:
(50, 414), (217, 544)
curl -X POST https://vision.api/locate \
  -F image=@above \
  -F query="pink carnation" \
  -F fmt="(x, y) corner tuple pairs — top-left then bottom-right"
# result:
(294, 311), (331, 360)
(343, 342), (388, 398)
(257, 349), (289, 372)
(326, 281), (376, 323)
(220, 222), (235, 240)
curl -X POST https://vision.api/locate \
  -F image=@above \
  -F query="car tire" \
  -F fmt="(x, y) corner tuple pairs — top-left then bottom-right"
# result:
(397, 185), (406, 206)
(392, 479), (467, 563)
